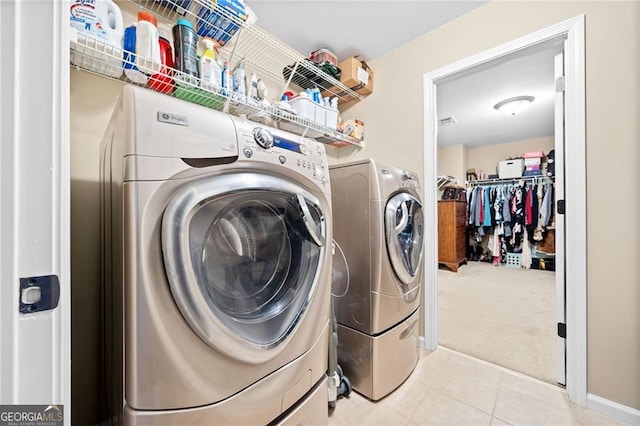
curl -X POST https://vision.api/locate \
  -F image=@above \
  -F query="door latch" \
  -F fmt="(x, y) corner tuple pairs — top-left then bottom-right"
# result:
(557, 322), (567, 339)
(19, 275), (60, 314)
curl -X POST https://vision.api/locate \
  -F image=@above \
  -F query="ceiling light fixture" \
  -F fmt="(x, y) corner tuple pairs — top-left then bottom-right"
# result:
(493, 96), (535, 116)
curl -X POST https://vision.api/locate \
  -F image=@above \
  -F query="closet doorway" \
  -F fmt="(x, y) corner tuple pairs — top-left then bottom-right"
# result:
(422, 16), (587, 404)
(435, 43), (561, 386)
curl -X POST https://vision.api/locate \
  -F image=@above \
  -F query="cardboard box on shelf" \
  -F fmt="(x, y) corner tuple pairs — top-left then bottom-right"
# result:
(321, 57), (373, 103)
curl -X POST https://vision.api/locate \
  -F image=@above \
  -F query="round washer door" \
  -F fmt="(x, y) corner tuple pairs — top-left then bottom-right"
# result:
(162, 173), (326, 364)
(385, 192), (424, 286)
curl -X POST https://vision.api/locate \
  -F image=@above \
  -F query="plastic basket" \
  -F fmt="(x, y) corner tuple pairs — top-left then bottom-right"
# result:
(505, 253), (522, 268)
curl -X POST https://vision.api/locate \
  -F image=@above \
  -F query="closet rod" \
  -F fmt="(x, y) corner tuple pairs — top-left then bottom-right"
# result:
(466, 175), (555, 187)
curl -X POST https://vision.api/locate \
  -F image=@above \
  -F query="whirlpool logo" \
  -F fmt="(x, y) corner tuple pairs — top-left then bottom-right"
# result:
(0, 405), (63, 426)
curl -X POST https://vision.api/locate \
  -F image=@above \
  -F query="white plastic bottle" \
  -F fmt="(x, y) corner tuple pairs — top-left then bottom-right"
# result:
(221, 62), (232, 96)
(199, 38), (222, 92)
(232, 61), (246, 100)
(69, 0), (124, 77)
(135, 11), (162, 76)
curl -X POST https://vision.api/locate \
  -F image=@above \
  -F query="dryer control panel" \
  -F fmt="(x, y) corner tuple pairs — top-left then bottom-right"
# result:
(232, 118), (329, 192)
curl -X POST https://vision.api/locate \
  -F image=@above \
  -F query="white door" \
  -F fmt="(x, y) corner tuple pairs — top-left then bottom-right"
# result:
(0, 1), (70, 424)
(554, 49), (567, 386)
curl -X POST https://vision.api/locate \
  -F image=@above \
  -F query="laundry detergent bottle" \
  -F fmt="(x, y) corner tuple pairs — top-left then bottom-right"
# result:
(172, 19), (199, 85)
(69, 0), (124, 77)
(149, 30), (175, 94)
(124, 11), (162, 84)
(135, 11), (161, 75)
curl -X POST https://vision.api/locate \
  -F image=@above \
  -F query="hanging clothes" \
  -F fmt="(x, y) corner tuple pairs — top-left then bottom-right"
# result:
(533, 184), (545, 241)
(521, 228), (532, 269)
(502, 185), (512, 237)
(464, 177), (554, 267)
(525, 185), (533, 226)
(511, 184), (524, 247)
(540, 183), (554, 228)
(483, 186), (492, 227)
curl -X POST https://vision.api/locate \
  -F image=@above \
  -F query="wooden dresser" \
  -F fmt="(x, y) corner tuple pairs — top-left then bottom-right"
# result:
(438, 200), (467, 272)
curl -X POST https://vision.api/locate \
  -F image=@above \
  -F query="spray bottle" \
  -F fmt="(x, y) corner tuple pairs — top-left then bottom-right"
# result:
(199, 38), (222, 92)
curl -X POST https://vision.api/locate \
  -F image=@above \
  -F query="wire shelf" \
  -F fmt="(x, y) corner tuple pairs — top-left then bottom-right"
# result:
(70, 28), (363, 148)
(128, 0), (364, 103)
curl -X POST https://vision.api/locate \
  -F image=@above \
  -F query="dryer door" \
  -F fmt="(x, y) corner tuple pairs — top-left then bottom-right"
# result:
(385, 192), (424, 286)
(162, 173), (326, 364)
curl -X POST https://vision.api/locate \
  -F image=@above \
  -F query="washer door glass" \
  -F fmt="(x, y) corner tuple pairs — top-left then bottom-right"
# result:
(385, 192), (424, 285)
(162, 173), (326, 363)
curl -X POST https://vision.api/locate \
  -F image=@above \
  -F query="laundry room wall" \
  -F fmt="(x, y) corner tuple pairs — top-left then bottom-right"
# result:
(466, 136), (554, 178)
(327, 0), (640, 412)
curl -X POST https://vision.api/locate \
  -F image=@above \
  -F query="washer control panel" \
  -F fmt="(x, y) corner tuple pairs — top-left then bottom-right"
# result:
(233, 119), (329, 191)
(252, 127), (274, 149)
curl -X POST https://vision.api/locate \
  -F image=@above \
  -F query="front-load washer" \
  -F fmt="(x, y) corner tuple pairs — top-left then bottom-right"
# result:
(329, 159), (424, 400)
(99, 86), (332, 425)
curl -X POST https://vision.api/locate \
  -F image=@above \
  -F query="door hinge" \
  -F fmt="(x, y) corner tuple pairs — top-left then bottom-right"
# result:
(557, 199), (565, 215)
(557, 322), (567, 339)
(556, 76), (566, 92)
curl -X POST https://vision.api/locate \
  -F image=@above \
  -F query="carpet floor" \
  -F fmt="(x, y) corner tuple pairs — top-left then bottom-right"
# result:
(438, 261), (558, 385)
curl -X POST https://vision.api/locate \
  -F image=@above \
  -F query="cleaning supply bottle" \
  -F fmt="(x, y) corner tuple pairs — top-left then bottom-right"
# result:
(248, 71), (259, 101)
(199, 38), (222, 92)
(172, 19), (199, 85)
(221, 61), (231, 96)
(232, 61), (246, 99)
(70, 0), (124, 77)
(135, 11), (161, 75)
(149, 29), (175, 94)
(123, 23), (149, 84)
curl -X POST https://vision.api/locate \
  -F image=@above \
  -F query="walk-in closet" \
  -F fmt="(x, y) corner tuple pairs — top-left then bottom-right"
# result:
(434, 44), (562, 386)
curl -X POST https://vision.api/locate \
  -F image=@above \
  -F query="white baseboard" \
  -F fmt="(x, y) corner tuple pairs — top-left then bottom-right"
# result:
(419, 336), (426, 349)
(587, 393), (640, 425)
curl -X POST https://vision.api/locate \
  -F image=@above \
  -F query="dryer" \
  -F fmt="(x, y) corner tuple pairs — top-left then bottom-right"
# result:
(100, 86), (332, 425)
(329, 159), (423, 401)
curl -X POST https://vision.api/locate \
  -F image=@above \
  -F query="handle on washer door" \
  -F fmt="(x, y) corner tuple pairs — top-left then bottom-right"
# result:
(395, 201), (409, 234)
(296, 194), (325, 247)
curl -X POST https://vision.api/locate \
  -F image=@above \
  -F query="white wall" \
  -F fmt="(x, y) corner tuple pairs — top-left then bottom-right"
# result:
(437, 144), (467, 184)
(328, 0), (639, 412)
(467, 136), (554, 177)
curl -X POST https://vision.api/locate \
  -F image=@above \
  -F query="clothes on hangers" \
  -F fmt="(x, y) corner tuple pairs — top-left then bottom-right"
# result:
(465, 178), (555, 267)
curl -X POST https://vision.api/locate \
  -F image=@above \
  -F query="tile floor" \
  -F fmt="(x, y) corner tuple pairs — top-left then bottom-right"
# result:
(328, 347), (628, 425)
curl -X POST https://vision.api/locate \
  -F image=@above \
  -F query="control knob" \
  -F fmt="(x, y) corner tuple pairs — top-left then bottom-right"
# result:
(253, 127), (274, 149)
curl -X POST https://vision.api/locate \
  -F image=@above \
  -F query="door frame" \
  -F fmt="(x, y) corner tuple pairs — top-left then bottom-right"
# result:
(421, 15), (586, 405)
(0, 0), (70, 420)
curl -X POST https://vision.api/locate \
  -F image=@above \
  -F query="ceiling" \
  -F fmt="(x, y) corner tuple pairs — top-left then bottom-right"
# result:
(246, 1), (488, 61)
(246, 1), (559, 149)
(437, 45), (561, 148)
